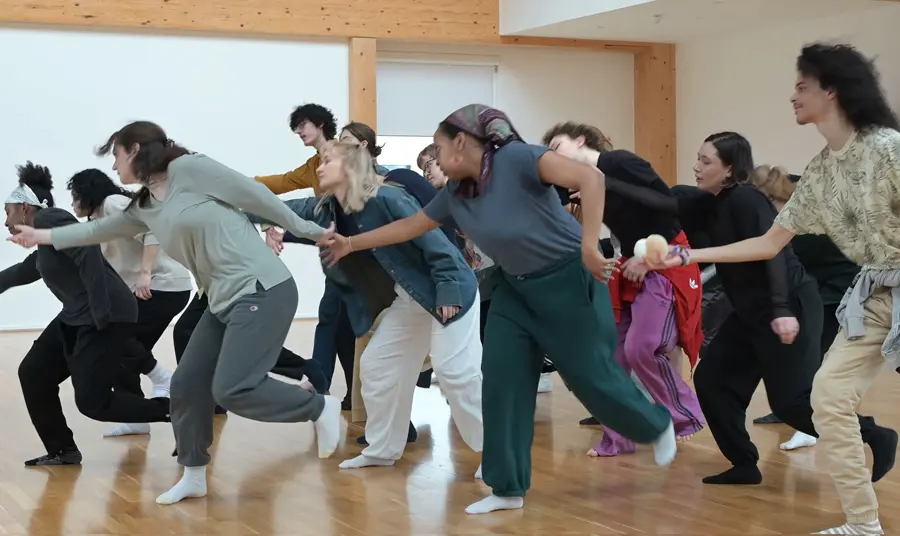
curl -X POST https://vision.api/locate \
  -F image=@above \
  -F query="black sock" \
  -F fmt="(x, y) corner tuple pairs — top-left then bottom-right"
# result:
(357, 422), (417, 445)
(868, 426), (898, 482)
(702, 465), (762, 485)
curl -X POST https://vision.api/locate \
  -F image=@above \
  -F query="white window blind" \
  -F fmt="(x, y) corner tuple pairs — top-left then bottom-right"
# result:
(377, 60), (496, 137)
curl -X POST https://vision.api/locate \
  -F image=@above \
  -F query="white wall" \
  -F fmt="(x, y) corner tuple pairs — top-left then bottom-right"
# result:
(676, 4), (900, 184)
(377, 41), (635, 150)
(0, 27), (349, 330)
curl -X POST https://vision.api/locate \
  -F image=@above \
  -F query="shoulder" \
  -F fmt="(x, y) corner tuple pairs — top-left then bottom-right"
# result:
(34, 207), (77, 228)
(375, 183), (408, 200)
(495, 141), (549, 163)
(102, 194), (131, 214)
(726, 184), (773, 211)
(168, 153), (206, 174)
(597, 149), (648, 169)
(861, 127), (900, 161)
(385, 168), (428, 188)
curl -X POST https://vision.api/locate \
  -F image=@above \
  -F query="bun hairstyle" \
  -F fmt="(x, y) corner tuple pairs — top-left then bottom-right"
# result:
(16, 161), (55, 208)
(96, 121), (190, 210)
(751, 164), (795, 203)
(341, 122), (384, 159)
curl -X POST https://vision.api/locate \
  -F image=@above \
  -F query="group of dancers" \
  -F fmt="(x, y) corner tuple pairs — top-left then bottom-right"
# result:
(0, 41), (897, 535)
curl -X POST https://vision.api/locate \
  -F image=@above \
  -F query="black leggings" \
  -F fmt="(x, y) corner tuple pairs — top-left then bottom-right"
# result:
(695, 282), (878, 467)
(18, 317), (170, 454)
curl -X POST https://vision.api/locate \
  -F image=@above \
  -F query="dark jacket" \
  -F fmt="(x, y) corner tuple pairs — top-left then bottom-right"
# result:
(0, 208), (137, 329)
(248, 185), (477, 336)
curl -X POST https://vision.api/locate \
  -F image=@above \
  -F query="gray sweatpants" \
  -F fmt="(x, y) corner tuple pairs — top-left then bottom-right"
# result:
(171, 279), (326, 467)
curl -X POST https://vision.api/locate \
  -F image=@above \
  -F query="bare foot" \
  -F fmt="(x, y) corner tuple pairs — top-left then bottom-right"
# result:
(677, 434), (695, 444)
(587, 448), (600, 457)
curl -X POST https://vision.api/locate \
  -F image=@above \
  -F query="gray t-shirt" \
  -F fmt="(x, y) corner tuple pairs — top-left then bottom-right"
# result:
(52, 154), (326, 313)
(423, 141), (582, 276)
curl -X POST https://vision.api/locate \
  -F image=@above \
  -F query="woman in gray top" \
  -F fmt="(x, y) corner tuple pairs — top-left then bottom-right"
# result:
(320, 104), (677, 515)
(9, 121), (342, 506)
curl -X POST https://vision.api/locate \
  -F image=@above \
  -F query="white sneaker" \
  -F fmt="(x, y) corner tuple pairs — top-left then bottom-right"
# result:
(537, 373), (553, 393)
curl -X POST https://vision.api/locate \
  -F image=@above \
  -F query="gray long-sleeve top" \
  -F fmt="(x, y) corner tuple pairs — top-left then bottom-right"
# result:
(52, 154), (326, 313)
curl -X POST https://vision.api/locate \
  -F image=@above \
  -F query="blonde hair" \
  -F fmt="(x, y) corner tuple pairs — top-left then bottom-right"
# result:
(317, 141), (383, 214)
(751, 164), (795, 203)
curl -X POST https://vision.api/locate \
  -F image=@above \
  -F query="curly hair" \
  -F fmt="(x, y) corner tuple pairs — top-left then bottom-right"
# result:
(797, 43), (899, 132)
(15, 161), (55, 208)
(289, 103), (338, 139)
(67, 168), (134, 219)
(541, 122), (613, 152)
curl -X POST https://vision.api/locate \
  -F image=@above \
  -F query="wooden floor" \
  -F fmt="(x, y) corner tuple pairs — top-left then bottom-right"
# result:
(1, 321), (899, 535)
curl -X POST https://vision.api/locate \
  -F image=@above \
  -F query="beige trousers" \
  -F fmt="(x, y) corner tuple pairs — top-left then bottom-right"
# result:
(350, 310), (432, 423)
(811, 287), (892, 524)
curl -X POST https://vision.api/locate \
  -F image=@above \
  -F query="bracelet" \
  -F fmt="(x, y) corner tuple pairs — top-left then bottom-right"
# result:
(672, 245), (691, 266)
(347, 236), (354, 253)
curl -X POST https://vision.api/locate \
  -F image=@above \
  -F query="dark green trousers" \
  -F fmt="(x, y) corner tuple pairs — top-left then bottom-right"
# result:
(481, 255), (671, 497)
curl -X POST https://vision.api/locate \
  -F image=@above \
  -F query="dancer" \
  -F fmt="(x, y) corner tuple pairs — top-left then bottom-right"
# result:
(750, 165), (861, 450)
(645, 46), (899, 533)
(249, 141), (484, 470)
(67, 168), (192, 437)
(613, 132), (894, 487)
(543, 122), (705, 456)
(2, 162), (170, 466)
(9, 121), (342, 505)
(320, 104), (676, 515)
(255, 103), (356, 404)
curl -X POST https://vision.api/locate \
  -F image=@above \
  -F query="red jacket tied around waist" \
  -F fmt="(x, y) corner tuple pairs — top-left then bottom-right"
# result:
(608, 231), (704, 368)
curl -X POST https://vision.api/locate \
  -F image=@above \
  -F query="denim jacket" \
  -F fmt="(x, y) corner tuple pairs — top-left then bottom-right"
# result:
(246, 185), (477, 337)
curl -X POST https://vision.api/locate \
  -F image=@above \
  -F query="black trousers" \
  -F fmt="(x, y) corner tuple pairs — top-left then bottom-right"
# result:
(18, 317), (171, 454)
(695, 282), (878, 467)
(173, 292), (313, 381)
(116, 290), (191, 392)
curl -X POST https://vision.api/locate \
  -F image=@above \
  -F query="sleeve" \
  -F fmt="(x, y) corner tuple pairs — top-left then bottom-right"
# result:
(186, 157), (326, 241)
(598, 150), (663, 189)
(0, 252), (42, 294)
(103, 194), (159, 246)
(243, 197), (319, 226)
(729, 188), (793, 319)
(773, 160), (826, 236)
(52, 211), (150, 250)
(516, 143), (552, 192)
(63, 246), (112, 330)
(383, 192), (466, 310)
(422, 187), (455, 227)
(254, 155), (319, 195)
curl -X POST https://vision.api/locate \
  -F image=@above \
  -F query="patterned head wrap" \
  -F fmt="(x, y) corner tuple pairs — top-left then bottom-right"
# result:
(6, 184), (48, 208)
(443, 104), (522, 198)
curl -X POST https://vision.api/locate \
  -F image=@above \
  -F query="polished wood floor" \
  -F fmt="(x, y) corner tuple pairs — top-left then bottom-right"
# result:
(1, 321), (899, 534)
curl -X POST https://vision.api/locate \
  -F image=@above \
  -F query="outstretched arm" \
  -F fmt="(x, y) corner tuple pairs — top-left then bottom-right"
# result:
(320, 207), (441, 267)
(0, 252), (41, 294)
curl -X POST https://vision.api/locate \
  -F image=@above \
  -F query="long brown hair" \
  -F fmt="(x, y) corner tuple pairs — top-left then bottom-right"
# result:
(96, 121), (190, 209)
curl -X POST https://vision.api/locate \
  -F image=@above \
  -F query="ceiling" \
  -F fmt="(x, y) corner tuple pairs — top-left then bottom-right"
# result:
(502, 0), (898, 43)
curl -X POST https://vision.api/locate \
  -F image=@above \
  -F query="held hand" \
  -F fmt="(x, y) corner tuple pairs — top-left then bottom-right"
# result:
(7, 225), (48, 249)
(134, 272), (152, 300)
(622, 257), (648, 283)
(644, 246), (686, 271)
(265, 227), (285, 256)
(319, 229), (351, 268)
(583, 249), (618, 283)
(771, 316), (800, 344)
(438, 305), (460, 322)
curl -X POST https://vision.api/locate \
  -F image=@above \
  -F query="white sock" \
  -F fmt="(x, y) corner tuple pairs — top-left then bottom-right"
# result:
(652, 420), (677, 466)
(338, 455), (395, 469)
(475, 464), (482, 480)
(103, 423), (150, 437)
(156, 466), (207, 505)
(815, 520), (883, 535)
(465, 495), (524, 515)
(148, 364), (173, 398)
(314, 395), (341, 458)
(780, 431), (817, 451)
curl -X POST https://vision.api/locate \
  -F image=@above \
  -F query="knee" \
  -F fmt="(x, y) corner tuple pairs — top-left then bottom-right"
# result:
(622, 335), (658, 367)
(74, 389), (109, 420)
(17, 358), (41, 388)
(692, 360), (715, 396)
(210, 377), (244, 410)
(811, 368), (848, 422)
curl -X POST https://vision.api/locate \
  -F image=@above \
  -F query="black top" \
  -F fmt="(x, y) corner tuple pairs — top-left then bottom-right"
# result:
(597, 150), (681, 257)
(0, 208), (137, 329)
(385, 168), (461, 247)
(791, 234), (860, 305)
(606, 182), (812, 323)
(333, 207), (397, 319)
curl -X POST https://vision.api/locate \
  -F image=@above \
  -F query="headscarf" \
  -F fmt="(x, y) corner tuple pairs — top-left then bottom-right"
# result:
(6, 184), (48, 208)
(443, 104), (522, 198)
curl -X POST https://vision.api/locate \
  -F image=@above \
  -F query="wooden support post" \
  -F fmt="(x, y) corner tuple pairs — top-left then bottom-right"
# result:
(634, 43), (677, 185)
(349, 37), (378, 129)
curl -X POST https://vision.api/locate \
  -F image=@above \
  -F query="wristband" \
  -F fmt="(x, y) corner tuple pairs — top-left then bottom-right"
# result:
(672, 245), (691, 266)
(347, 236), (355, 253)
